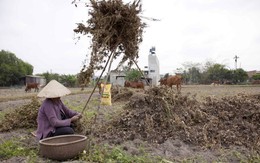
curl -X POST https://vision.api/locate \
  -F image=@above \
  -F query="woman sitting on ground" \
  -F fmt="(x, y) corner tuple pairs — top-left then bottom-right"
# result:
(36, 80), (81, 140)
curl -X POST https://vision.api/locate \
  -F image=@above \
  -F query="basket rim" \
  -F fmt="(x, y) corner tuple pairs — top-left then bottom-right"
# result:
(39, 134), (87, 146)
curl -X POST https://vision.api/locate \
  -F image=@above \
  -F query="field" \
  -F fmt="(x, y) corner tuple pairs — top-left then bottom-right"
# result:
(0, 85), (259, 162)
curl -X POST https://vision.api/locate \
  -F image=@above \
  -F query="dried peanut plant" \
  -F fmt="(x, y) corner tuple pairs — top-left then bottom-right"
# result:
(73, 0), (146, 85)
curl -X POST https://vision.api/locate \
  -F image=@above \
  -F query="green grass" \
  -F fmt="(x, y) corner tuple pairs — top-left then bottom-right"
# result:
(78, 144), (161, 163)
(0, 138), (38, 161)
(0, 111), (6, 121)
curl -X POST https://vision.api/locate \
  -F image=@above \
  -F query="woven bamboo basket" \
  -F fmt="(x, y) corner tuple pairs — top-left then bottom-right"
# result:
(39, 134), (87, 160)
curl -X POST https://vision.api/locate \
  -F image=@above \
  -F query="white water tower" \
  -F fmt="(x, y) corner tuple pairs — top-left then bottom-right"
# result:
(148, 46), (160, 85)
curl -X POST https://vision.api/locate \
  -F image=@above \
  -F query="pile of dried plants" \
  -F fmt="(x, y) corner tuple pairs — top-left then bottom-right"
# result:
(0, 97), (40, 132)
(97, 87), (260, 151)
(111, 86), (134, 102)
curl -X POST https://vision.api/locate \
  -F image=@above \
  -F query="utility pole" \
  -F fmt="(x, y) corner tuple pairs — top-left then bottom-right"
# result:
(234, 55), (239, 69)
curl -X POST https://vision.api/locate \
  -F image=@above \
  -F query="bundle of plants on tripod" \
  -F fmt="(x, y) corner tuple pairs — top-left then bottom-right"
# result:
(74, 0), (146, 85)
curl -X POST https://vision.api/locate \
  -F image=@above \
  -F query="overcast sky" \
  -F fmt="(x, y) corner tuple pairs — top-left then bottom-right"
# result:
(1, 0), (260, 75)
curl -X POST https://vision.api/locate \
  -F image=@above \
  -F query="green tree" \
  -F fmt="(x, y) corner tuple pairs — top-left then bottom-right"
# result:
(180, 61), (248, 85)
(181, 62), (202, 84)
(181, 70), (189, 84)
(37, 72), (78, 87)
(60, 74), (77, 87)
(0, 50), (33, 86)
(223, 69), (233, 81)
(38, 72), (60, 84)
(206, 63), (227, 83)
(125, 68), (142, 81)
(252, 74), (260, 80)
(187, 67), (201, 84)
(232, 68), (248, 83)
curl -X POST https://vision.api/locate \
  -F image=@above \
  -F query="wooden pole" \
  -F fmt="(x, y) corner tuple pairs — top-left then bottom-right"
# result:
(81, 50), (114, 114)
(132, 59), (151, 86)
(97, 51), (116, 109)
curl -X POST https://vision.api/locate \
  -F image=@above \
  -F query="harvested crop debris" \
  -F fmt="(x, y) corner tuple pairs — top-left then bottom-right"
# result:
(0, 97), (40, 132)
(74, 0), (145, 85)
(97, 86), (259, 151)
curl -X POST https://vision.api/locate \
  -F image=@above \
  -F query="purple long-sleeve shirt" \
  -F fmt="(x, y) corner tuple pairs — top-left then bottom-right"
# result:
(36, 98), (78, 140)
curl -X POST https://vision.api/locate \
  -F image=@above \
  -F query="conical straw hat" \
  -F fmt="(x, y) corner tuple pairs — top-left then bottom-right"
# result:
(37, 80), (71, 98)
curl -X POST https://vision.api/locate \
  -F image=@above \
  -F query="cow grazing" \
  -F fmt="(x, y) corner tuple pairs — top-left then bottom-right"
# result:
(159, 78), (167, 85)
(25, 83), (39, 92)
(159, 75), (182, 92)
(124, 81), (144, 89)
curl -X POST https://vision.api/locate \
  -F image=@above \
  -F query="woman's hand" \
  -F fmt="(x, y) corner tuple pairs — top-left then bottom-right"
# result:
(77, 113), (82, 119)
(71, 113), (83, 122)
(71, 115), (80, 122)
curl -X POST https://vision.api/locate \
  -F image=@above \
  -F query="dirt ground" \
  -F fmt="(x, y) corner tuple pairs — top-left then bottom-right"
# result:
(1, 85), (259, 110)
(0, 85), (259, 162)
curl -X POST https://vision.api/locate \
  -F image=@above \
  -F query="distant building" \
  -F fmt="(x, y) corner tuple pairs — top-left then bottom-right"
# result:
(247, 70), (260, 78)
(109, 71), (151, 86)
(108, 47), (160, 86)
(247, 70), (260, 84)
(148, 46), (160, 86)
(109, 70), (126, 86)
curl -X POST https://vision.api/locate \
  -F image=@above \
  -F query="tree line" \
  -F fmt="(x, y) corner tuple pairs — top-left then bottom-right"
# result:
(36, 72), (77, 88)
(1, 50), (259, 87)
(0, 50), (78, 87)
(0, 50), (33, 86)
(121, 63), (252, 85)
(177, 62), (250, 84)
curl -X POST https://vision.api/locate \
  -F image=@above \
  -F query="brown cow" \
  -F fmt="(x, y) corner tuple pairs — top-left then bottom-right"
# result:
(124, 81), (144, 89)
(159, 75), (182, 92)
(25, 83), (39, 92)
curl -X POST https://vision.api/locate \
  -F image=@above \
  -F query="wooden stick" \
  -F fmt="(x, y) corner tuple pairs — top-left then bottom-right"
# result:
(81, 50), (114, 114)
(98, 51), (116, 109)
(132, 59), (151, 86)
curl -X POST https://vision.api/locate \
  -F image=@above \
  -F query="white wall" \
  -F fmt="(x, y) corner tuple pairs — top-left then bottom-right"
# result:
(148, 54), (160, 86)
